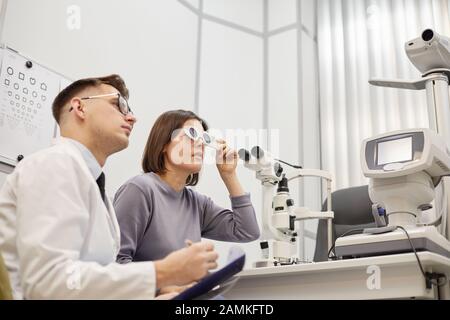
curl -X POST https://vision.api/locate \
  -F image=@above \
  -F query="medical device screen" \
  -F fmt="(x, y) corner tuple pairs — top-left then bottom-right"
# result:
(377, 136), (413, 165)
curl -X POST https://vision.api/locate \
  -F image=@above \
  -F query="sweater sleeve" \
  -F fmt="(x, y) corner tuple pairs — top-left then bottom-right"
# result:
(198, 192), (260, 242)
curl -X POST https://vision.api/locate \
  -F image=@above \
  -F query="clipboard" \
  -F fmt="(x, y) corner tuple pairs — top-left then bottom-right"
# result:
(172, 246), (245, 300)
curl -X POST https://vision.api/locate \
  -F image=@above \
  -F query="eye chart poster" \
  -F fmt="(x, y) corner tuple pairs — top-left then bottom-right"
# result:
(0, 47), (64, 166)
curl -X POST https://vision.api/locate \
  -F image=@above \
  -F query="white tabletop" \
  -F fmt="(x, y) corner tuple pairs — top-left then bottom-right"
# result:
(224, 252), (450, 300)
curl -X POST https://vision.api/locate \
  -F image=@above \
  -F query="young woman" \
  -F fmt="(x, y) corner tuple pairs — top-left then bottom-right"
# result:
(114, 109), (260, 263)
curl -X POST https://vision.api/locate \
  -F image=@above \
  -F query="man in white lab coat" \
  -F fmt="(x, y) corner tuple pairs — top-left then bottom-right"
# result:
(0, 74), (218, 299)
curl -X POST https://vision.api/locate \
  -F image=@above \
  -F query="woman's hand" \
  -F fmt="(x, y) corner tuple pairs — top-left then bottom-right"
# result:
(215, 139), (245, 197)
(215, 139), (238, 178)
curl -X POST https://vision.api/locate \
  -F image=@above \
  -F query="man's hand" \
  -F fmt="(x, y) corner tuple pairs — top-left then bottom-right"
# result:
(154, 292), (179, 300)
(154, 241), (218, 288)
(158, 282), (196, 295)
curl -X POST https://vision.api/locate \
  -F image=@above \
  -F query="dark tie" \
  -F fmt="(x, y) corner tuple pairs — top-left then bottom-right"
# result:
(96, 172), (106, 202)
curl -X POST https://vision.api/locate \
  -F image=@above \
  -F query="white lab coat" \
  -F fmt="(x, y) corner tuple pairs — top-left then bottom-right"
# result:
(0, 137), (156, 299)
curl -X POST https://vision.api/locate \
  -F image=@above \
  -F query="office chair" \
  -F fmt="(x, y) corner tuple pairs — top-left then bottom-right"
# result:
(0, 252), (13, 300)
(313, 185), (376, 262)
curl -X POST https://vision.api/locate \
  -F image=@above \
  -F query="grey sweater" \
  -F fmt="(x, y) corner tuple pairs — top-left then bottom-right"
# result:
(114, 172), (260, 263)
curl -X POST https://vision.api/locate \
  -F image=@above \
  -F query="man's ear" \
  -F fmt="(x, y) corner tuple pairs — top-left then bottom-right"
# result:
(70, 97), (86, 120)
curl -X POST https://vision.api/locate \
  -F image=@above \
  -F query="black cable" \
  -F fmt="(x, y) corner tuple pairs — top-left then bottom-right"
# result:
(274, 159), (303, 169)
(396, 226), (448, 288)
(327, 228), (365, 260)
(327, 225), (448, 288)
(327, 245), (337, 260)
(396, 226), (426, 275)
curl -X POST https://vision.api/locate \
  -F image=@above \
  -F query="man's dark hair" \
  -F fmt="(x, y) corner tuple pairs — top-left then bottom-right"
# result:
(52, 74), (129, 124)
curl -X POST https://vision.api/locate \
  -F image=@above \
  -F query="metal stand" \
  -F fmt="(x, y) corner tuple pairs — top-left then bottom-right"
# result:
(253, 169), (334, 267)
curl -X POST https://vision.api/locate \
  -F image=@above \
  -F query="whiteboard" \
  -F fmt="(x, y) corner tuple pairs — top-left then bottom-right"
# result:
(0, 46), (71, 166)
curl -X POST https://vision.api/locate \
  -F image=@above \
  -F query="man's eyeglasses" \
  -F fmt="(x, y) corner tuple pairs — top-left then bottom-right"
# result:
(69, 92), (133, 116)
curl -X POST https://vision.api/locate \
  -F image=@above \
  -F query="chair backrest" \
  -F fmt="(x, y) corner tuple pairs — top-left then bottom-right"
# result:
(313, 185), (376, 262)
(0, 252), (13, 300)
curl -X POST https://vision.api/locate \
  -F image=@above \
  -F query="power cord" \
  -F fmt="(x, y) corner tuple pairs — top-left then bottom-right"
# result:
(327, 228), (365, 260)
(328, 226), (448, 289)
(396, 226), (448, 288)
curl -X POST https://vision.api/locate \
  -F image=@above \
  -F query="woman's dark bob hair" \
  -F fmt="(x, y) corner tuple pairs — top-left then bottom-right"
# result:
(142, 109), (208, 186)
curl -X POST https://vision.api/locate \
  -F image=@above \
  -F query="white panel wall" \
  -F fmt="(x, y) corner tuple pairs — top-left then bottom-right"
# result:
(196, 20), (263, 268)
(203, 0), (263, 32)
(268, 30), (298, 164)
(198, 22), (262, 131)
(0, 0), (320, 269)
(301, 31), (321, 238)
(0, 0), (6, 188)
(268, 0), (296, 31)
(268, 29), (304, 258)
(0, 0), (4, 34)
(196, 1), (320, 266)
(185, 0), (199, 8)
(1, 0), (198, 193)
(0, 0), (9, 186)
(301, 0), (316, 36)
(266, 1), (320, 261)
(257, 1), (320, 262)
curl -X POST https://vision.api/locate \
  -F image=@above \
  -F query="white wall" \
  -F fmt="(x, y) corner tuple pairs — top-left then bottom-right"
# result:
(300, 0), (321, 260)
(0, 0), (320, 268)
(195, 13), (263, 267)
(0, 0), (4, 35)
(1, 0), (199, 193)
(194, 0), (320, 265)
(0, 0), (11, 186)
